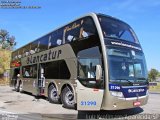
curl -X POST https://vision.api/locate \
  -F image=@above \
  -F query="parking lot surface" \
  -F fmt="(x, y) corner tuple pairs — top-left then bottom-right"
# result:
(0, 86), (160, 119)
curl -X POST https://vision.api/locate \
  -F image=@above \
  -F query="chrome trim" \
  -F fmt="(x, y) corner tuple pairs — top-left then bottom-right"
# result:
(118, 95), (147, 100)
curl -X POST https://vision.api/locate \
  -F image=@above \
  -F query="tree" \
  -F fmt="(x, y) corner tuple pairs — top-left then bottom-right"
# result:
(0, 29), (16, 50)
(148, 69), (159, 82)
(0, 29), (16, 81)
(158, 72), (160, 77)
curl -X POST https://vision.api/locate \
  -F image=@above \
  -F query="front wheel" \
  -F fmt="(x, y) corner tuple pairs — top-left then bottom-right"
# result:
(61, 87), (75, 109)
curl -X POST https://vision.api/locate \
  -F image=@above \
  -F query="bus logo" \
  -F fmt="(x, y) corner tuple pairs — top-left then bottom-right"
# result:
(128, 88), (145, 93)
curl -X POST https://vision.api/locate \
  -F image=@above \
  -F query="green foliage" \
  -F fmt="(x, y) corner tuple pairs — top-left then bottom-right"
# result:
(158, 72), (160, 77)
(148, 68), (159, 82)
(0, 29), (16, 50)
(0, 50), (11, 75)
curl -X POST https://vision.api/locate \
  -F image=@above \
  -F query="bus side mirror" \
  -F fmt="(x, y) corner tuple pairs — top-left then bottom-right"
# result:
(96, 65), (102, 81)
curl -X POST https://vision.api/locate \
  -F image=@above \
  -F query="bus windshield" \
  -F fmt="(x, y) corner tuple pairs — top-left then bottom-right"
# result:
(107, 47), (148, 82)
(98, 15), (139, 44)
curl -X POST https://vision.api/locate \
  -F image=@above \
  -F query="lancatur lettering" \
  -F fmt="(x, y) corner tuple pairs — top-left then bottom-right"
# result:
(27, 49), (62, 64)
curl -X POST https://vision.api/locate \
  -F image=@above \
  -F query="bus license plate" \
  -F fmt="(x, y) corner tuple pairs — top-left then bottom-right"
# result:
(133, 101), (141, 106)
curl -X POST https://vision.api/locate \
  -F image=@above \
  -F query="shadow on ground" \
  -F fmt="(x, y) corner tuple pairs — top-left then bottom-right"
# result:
(77, 107), (143, 119)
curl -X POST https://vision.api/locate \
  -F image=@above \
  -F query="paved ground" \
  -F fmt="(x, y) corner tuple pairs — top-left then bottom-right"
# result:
(0, 86), (160, 119)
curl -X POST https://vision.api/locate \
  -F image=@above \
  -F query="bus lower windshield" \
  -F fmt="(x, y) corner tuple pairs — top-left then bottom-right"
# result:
(107, 47), (148, 83)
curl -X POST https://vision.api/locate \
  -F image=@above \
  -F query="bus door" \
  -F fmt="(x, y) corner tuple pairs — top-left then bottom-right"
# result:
(76, 58), (104, 110)
(38, 64), (45, 95)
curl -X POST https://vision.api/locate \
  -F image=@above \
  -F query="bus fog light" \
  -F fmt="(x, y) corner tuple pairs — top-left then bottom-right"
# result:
(111, 91), (124, 98)
(113, 104), (117, 108)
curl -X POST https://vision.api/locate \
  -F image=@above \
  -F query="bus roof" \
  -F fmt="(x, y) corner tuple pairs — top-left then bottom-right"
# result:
(13, 12), (127, 53)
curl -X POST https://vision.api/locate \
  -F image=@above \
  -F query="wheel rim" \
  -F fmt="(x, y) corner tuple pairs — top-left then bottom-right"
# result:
(50, 87), (58, 101)
(65, 90), (74, 105)
(19, 83), (23, 92)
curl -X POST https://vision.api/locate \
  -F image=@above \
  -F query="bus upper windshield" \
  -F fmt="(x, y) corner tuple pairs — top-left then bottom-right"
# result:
(98, 15), (139, 44)
(107, 47), (148, 83)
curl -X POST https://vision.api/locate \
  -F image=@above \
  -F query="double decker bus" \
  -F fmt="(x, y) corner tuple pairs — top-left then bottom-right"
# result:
(10, 13), (149, 110)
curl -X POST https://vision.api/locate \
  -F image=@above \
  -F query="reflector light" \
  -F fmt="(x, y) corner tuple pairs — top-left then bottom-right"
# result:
(133, 101), (141, 106)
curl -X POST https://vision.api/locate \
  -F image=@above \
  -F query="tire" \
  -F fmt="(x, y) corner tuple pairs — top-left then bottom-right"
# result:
(14, 79), (17, 90)
(61, 87), (75, 109)
(48, 85), (60, 104)
(19, 81), (23, 93)
(15, 81), (20, 92)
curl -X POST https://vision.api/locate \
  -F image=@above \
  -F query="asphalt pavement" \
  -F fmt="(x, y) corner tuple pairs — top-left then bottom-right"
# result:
(0, 86), (160, 119)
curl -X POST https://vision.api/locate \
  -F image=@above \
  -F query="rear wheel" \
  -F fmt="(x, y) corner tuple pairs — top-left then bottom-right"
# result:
(48, 85), (60, 104)
(19, 81), (23, 93)
(14, 79), (17, 90)
(61, 87), (75, 109)
(15, 80), (20, 92)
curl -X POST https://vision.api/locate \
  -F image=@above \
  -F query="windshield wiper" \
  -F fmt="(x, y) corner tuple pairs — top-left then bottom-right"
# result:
(136, 77), (146, 80)
(114, 78), (134, 86)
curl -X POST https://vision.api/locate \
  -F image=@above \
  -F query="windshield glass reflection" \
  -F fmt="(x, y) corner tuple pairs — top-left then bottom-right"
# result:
(107, 47), (148, 82)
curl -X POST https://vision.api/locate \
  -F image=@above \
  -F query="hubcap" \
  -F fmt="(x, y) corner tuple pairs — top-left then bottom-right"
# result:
(65, 90), (74, 105)
(50, 88), (58, 100)
(19, 84), (22, 91)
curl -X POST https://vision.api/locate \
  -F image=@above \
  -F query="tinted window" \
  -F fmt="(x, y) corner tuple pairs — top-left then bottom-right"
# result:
(50, 29), (63, 48)
(18, 48), (23, 58)
(22, 65), (37, 78)
(12, 51), (18, 60)
(64, 20), (81, 43)
(31, 40), (39, 54)
(98, 15), (139, 43)
(80, 17), (97, 38)
(64, 17), (97, 44)
(44, 60), (70, 79)
(23, 44), (31, 57)
(39, 35), (49, 52)
(77, 47), (104, 89)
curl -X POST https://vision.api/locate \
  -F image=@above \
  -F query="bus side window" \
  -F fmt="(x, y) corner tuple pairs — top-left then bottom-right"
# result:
(31, 40), (39, 54)
(79, 17), (97, 38)
(64, 21), (81, 43)
(23, 65), (37, 78)
(50, 29), (63, 48)
(23, 67), (30, 77)
(23, 44), (31, 57)
(39, 36), (49, 52)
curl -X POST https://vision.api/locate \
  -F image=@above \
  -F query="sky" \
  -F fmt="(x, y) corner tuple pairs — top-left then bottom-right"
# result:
(0, 0), (160, 71)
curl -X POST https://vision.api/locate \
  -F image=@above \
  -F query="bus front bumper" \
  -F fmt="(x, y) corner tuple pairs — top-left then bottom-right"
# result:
(101, 94), (149, 110)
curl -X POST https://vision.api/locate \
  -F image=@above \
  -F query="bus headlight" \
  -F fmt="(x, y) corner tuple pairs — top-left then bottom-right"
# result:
(111, 91), (124, 98)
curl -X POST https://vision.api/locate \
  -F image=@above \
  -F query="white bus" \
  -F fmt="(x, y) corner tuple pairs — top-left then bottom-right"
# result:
(10, 13), (149, 110)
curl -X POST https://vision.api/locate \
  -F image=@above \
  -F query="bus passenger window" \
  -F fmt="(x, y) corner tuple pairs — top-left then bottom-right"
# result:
(79, 17), (97, 38)
(23, 65), (37, 78)
(39, 36), (49, 52)
(64, 20), (81, 43)
(31, 40), (39, 54)
(50, 29), (63, 48)
(23, 67), (30, 77)
(23, 44), (31, 57)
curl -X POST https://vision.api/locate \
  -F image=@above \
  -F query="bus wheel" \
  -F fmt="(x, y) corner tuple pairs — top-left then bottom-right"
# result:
(15, 82), (20, 92)
(48, 85), (60, 104)
(62, 87), (75, 109)
(19, 82), (23, 93)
